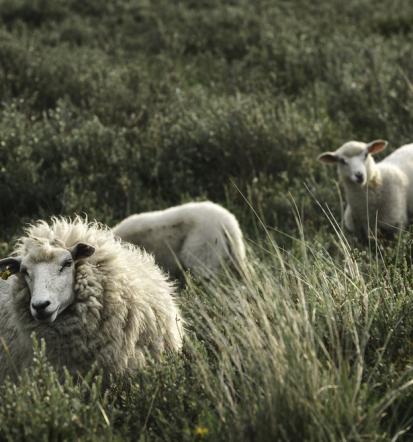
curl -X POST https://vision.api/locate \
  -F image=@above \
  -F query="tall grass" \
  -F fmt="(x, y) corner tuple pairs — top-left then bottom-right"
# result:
(2, 220), (413, 440)
(181, 226), (413, 441)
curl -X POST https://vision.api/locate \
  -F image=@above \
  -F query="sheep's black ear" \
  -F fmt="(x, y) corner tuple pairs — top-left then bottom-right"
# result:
(0, 257), (22, 274)
(69, 243), (95, 260)
(367, 140), (388, 155)
(318, 152), (338, 164)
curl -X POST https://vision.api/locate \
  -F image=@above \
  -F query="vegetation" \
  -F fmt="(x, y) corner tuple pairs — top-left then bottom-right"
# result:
(1, 0), (413, 440)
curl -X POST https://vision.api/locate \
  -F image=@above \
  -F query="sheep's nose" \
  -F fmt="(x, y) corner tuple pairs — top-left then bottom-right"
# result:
(355, 172), (364, 183)
(31, 300), (51, 312)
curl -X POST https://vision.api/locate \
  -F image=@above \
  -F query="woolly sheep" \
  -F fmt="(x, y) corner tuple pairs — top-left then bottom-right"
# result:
(318, 140), (413, 237)
(0, 217), (183, 380)
(113, 201), (246, 279)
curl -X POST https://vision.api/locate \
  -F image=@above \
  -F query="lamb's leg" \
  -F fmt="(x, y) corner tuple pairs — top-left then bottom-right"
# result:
(344, 205), (355, 232)
(344, 205), (369, 240)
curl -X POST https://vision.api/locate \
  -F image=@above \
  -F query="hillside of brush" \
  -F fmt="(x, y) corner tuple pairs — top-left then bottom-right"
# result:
(2, 0), (413, 440)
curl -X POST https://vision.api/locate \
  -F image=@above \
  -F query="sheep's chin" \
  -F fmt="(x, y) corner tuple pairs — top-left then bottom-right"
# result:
(32, 308), (59, 324)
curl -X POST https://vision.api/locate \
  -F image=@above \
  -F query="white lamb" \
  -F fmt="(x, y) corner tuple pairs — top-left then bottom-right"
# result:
(0, 217), (183, 380)
(318, 139), (413, 237)
(113, 201), (246, 279)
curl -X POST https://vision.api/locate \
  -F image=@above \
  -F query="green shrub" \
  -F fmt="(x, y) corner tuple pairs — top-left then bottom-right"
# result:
(0, 340), (114, 442)
(1, 0), (413, 439)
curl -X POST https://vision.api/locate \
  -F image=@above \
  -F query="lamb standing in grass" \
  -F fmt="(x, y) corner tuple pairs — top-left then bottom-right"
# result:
(113, 201), (246, 279)
(318, 140), (413, 237)
(0, 217), (183, 379)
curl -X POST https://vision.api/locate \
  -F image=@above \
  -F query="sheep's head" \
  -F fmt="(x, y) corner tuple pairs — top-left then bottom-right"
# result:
(318, 140), (387, 186)
(0, 242), (95, 323)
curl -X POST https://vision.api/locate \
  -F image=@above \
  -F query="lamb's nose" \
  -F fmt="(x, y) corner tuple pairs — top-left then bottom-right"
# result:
(355, 172), (364, 183)
(31, 300), (51, 312)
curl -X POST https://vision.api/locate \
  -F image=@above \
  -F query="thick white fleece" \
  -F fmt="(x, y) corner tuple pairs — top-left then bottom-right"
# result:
(113, 201), (246, 278)
(0, 217), (184, 379)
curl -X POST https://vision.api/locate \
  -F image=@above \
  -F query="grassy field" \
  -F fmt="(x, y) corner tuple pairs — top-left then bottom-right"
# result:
(2, 0), (413, 440)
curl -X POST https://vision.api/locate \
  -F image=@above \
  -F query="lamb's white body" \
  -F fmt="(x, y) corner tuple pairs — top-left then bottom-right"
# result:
(0, 218), (184, 380)
(319, 140), (413, 237)
(113, 201), (246, 278)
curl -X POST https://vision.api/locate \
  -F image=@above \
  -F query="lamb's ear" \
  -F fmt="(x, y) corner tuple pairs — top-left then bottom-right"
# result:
(367, 140), (388, 155)
(0, 257), (22, 275)
(317, 152), (339, 164)
(69, 243), (95, 260)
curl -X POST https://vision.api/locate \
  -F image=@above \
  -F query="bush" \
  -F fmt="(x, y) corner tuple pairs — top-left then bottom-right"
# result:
(1, 0), (413, 439)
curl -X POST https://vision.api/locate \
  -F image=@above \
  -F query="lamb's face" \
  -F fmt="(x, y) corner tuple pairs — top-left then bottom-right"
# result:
(337, 150), (370, 185)
(318, 140), (388, 186)
(0, 242), (95, 324)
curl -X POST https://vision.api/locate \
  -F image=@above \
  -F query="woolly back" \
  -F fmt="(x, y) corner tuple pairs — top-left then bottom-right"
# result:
(16, 216), (120, 258)
(14, 216), (162, 288)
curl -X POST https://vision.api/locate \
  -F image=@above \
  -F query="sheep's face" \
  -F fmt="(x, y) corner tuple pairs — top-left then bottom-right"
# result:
(0, 242), (95, 323)
(318, 140), (388, 186)
(21, 250), (76, 323)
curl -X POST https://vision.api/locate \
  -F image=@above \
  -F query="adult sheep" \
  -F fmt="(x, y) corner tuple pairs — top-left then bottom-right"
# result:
(113, 201), (246, 279)
(318, 139), (413, 237)
(0, 217), (183, 380)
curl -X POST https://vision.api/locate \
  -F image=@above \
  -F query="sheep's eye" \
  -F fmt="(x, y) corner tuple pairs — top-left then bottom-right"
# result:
(60, 260), (73, 272)
(339, 157), (347, 165)
(364, 152), (369, 160)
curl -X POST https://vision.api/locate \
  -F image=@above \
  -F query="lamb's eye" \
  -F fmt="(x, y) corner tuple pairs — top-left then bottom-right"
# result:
(60, 260), (73, 272)
(339, 157), (347, 165)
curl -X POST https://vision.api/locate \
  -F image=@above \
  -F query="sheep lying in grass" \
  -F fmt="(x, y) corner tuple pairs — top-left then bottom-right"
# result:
(318, 140), (413, 237)
(0, 217), (183, 379)
(113, 201), (246, 279)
